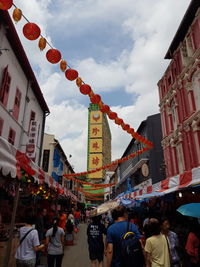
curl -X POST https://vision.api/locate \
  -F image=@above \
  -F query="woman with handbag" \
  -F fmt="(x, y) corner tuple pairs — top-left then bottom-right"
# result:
(46, 217), (65, 267)
(15, 215), (44, 267)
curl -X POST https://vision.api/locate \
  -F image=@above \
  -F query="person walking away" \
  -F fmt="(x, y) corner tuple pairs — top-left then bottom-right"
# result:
(15, 215), (44, 267)
(185, 221), (200, 267)
(74, 209), (81, 228)
(106, 205), (141, 267)
(161, 217), (180, 267)
(87, 215), (106, 267)
(58, 211), (67, 231)
(46, 217), (65, 267)
(144, 218), (170, 267)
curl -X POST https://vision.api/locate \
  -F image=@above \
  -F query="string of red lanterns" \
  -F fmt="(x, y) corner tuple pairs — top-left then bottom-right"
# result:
(63, 176), (116, 188)
(0, 2), (153, 180)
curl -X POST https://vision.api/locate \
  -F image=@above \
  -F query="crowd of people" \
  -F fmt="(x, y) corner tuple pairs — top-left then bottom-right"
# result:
(15, 207), (83, 267)
(86, 205), (200, 267)
(14, 204), (200, 267)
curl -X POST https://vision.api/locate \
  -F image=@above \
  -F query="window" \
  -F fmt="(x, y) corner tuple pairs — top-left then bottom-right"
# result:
(0, 117), (3, 136)
(8, 128), (16, 145)
(42, 149), (50, 172)
(13, 88), (21, 120)
(0, 66), (11, 107)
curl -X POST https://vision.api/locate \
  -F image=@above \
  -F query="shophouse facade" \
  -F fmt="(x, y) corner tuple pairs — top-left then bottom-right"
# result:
(0, 11), (49, 165)
(41, 133), (83, 201)
(115, 114), (165, 198)
(158, 0), (200, 178)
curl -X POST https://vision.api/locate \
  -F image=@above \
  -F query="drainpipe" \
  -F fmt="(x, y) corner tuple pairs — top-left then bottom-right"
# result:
(18, 79), (30, 151)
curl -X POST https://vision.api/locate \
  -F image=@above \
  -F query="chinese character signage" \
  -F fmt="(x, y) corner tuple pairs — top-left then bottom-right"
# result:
(89, 153), (102, 168)
(90, 124), (102, 138)
(90, 111), (102, 124)
(90, 139), (102, 153)
(26, 120), (38, 159)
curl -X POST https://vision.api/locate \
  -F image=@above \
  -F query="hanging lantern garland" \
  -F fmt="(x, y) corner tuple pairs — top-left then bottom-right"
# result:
(6, 2), (153, 180)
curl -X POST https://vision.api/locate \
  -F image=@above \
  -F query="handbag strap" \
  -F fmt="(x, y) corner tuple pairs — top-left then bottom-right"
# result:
(20, 228), (34, 245)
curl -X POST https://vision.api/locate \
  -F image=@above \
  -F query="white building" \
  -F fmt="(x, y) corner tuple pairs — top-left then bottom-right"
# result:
(0, 11), (49, 165)
(42, 133), (84, 202)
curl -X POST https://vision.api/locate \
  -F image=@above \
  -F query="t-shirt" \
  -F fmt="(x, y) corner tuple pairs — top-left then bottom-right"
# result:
(87, 223), (106, 250)
(144, 234), (170, 267)
(74, 211), (81, 219)
(15, 227), (40, 260)
(106, 221), (141, 267)
(46, 227), (65, 255)
(185, 232), (200, 263)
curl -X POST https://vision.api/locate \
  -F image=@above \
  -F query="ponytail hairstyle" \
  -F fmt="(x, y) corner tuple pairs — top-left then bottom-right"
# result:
(52, 217), (59, 237)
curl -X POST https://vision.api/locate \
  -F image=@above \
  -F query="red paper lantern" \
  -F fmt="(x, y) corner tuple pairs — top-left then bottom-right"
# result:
(65, 69), (78, 81)
(115, 118), (123, 125)
(79, 84), (92, 95)
(46, 49), (62, 64)
(0, 0), (13, 10)
(128, 128), (135, 135)
(122, 124), (130, 131)
(90, 94), (101, 104)
(23, 23), (41, 41)
(100, 105), (110, 113)
(108, 112), (117, 120)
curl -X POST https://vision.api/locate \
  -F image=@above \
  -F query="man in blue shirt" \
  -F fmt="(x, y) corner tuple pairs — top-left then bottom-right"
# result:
(106, 206), (141, 267)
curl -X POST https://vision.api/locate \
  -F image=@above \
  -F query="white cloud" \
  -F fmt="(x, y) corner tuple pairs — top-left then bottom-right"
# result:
(9, 0), (190, 172)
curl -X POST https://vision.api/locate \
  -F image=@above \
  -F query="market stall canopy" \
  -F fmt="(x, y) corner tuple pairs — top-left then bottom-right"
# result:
(116, 168), (200, 201)
(0, 136), (77, 201)
(177, 203), (200, 218)
(90, 200), (119, 217)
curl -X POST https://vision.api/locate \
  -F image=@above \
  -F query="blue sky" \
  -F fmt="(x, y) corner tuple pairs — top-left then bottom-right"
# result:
(11, 0), (190, 171)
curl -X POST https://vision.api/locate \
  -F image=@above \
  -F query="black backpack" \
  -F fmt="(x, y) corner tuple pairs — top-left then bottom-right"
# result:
(120, 221), (145, 267)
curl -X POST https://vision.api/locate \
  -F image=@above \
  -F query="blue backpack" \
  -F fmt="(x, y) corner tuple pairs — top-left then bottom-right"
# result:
(120, 222), (145, 267)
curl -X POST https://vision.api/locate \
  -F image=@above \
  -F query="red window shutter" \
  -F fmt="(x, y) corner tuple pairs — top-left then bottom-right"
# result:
(8, 128), (16, 145)
(0, 66), (11, 107)
(0, 117), (4, 136)
(13, 88), (22, 120)
(0, 66), (8, 102)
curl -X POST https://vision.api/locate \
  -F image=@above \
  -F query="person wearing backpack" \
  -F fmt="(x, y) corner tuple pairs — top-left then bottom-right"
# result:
(106, 205), (142, 267)
(15, 215), (45, 267)
(46, 217), (65, 267)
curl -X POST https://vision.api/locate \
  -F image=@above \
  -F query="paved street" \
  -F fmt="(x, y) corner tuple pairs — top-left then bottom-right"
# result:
(62, 223), (90, 267)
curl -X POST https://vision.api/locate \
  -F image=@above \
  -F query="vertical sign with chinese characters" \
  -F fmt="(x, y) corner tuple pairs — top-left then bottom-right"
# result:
(88, 109), (103, 179)
(26, 121), (38, 160)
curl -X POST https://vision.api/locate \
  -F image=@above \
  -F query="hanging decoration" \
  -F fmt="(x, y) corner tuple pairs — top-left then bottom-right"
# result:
(65, 69), (78, 81)
(38, 37), (47, 51)
(23, 22), (41, 40)
(83, 191), (111, 196)
(12, 8), (22, 22)
(63, 175), (116, 187)
(9, 2), (153, 186)
(76, 77), (83, 87)
(0, 0), (13, 10)
(46, 49), (62, 64)
(75, 187), (106, 191)
(60, 60), (67, 72)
